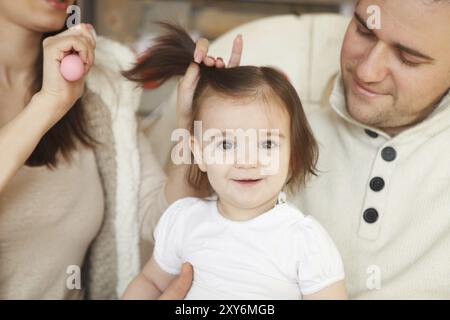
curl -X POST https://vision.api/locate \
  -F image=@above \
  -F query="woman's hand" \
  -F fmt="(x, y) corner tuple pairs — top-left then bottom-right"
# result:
(176, 34), (243, 128)
(38, 23), (96, 120)
(0, 24), (96, 193)
(158, 263), (194, 300)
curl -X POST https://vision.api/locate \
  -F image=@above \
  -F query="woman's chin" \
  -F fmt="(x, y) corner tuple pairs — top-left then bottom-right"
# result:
(31, 16), (67, 33)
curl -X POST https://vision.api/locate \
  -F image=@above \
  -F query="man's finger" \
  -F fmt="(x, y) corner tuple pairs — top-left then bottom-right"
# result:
(194, 38), (210, 63)
(216, 57), (226, 68)
(158, 263), (194, 300)
(227, 34), (243, 68)
(179, 62), (200, 91)
(204, 56), (216, 67)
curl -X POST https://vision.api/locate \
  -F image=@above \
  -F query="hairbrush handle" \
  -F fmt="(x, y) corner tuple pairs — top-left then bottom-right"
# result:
(60, 54), (85, 82)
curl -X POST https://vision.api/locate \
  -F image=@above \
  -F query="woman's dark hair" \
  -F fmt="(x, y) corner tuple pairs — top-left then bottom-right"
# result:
(27, 12), (95, 168)
(123, 22), (318, 192)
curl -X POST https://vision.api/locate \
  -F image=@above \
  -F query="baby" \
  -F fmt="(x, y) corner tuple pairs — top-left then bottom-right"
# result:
(122, 23), (347, 300)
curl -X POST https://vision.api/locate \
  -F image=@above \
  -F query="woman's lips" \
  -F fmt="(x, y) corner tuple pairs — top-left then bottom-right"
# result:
(45, 0), (70, 11)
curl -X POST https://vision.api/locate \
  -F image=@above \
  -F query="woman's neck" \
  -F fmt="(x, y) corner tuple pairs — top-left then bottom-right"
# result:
(0, 16), (42, 87)
(217, 193), (279, 222)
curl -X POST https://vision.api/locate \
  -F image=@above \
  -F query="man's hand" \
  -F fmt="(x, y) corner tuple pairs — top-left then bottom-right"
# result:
(176, 34), (244, 128)
(158, 263), (194, 300)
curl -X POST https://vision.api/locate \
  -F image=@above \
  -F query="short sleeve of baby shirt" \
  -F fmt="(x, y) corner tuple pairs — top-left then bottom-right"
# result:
(153, 197), (198, 275)
(296, 216), (345, 295)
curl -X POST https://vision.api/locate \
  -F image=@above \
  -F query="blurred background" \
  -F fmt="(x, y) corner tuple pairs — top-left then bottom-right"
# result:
(76, 0), (355, 115)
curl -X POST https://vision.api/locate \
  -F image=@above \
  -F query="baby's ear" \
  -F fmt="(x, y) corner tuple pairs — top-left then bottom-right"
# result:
(190, 136), (207, 172)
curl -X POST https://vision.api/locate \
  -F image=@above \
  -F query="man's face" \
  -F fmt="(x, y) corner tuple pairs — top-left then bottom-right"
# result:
(341, 0), (450, 135)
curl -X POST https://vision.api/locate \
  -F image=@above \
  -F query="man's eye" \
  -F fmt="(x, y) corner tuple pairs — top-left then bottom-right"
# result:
(399, 54), (421, 67)
(356, 24), (373, 38)
(218, 140), (234, 150)
(261, 140), (278, 149)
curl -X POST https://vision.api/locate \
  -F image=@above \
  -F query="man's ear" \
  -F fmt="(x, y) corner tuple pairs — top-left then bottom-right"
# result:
(190, 136), (207, 172)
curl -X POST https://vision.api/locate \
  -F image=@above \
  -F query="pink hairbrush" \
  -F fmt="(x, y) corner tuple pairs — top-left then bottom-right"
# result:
(60, 54), (85, 82)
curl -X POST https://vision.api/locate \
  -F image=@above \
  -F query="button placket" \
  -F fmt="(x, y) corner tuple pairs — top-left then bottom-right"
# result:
(369, 177), (385, 192)
(358, 144), (398, 240)
(381, 146), (397, 162)
(363, 208), (379, 223)
(365, 129), (379, 139)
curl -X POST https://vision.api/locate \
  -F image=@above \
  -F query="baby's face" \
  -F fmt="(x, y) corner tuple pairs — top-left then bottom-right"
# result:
(193, 94), (291, 214)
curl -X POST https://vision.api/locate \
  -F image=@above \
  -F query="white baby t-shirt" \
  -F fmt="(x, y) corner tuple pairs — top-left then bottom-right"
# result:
(153, 195), (345, 300)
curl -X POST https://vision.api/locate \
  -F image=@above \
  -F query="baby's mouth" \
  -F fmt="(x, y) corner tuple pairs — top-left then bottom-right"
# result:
(232, 178), (263, 186)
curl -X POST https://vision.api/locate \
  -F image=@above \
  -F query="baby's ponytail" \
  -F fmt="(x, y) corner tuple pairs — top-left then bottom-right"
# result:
(124, 23), (319, 193)
(123, 23), (197, 86)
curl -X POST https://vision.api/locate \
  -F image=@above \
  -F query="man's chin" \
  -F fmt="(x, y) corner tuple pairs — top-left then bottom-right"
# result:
(345, 94), (384, 126)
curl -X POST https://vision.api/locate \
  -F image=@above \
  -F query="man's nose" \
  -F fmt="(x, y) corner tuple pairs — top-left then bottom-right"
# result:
(356, 41), (390, 84)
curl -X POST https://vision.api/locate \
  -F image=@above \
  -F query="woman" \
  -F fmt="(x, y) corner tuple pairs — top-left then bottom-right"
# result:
(0, 0), (239, 299)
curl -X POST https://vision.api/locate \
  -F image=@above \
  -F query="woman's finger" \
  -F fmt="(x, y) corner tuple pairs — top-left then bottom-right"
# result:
(227, 34), (243, 68)
(75, 24), (97, 49)
(47, 26), (95, 65)
(56, 23), (97, 49)
(45, 35), (90, 65)
(85, 47), (95, 73)
(67, 35), (91, 65)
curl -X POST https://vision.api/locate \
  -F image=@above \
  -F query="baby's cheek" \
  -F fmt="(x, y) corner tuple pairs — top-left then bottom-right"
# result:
(205, 164), (231, 189)
(259, 146), (289, 178)
(277, 145), (291, 174)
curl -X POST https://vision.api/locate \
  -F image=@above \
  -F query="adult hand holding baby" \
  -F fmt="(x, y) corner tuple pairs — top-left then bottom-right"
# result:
(157, 263), (194, 300)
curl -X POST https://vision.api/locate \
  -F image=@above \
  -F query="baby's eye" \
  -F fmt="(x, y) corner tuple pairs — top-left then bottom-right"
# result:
(260, 140), (278, 149)
(218, 140), (234, 150)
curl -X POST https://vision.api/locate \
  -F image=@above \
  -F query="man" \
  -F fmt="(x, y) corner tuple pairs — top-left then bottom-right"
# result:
(173, 0), (450, 299)
(292, 0), (450, 299)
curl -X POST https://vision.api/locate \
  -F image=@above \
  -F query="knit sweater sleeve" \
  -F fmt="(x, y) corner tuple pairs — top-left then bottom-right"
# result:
(137, 128), (169, 244)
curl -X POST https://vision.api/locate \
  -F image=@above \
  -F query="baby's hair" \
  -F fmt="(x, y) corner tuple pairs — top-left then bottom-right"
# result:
(123, 22), (318, 192)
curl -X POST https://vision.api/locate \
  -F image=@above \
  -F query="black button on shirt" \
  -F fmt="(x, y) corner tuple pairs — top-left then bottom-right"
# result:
(370, 177), (385, 192)
(382, 147), (397, 162)
(363, 208), (379, 224)
(365, 129), (379, 138)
